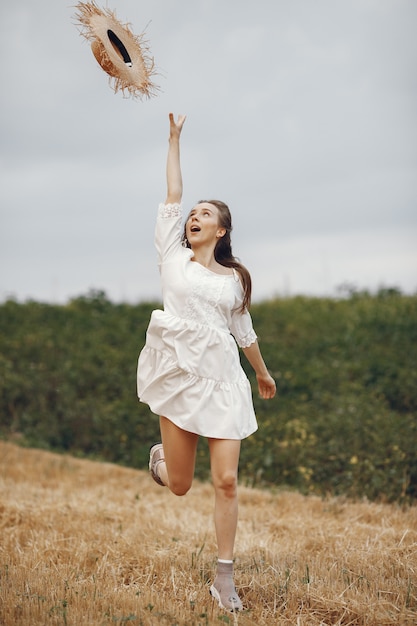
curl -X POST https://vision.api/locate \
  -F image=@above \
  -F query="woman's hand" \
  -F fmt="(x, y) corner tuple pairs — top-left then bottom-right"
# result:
(169, 113), (186, 141)
(256, 372), (277, 400)
(242, 341), (276, 400)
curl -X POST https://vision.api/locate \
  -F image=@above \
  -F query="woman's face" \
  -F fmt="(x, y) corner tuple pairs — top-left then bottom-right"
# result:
(185, 202), (226, 247)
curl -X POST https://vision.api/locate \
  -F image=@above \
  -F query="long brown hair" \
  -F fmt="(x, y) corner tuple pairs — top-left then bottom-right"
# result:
(181, 200), (252, 312)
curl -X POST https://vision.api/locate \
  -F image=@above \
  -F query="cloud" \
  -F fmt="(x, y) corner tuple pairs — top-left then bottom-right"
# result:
(1, 0), (416, 303)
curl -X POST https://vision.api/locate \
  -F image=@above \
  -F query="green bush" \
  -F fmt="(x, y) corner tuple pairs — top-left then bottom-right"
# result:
(0, 289), (416, 503)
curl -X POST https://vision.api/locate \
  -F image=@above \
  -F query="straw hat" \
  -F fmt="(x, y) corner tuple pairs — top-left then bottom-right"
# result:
(74, 1), (158, 99)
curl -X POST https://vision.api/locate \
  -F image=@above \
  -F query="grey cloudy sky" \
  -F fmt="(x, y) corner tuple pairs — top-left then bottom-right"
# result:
(1, 0), (416, 303)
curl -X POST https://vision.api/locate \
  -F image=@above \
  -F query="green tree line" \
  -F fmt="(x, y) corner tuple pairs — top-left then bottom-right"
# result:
(0, 288), (416, 503)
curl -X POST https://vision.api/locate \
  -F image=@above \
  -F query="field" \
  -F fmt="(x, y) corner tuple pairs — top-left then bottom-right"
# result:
(1, 441), (416, 625)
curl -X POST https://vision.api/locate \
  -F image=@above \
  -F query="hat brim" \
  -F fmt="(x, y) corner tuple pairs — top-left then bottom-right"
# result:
(75, 1), (159, 99)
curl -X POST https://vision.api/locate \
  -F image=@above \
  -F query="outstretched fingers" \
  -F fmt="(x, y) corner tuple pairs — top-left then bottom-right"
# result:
(169, 112), (186, 137)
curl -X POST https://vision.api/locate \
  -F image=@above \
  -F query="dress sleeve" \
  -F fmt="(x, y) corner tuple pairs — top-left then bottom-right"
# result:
(230, 307), (258, 348)
(155, 203), (183, 264)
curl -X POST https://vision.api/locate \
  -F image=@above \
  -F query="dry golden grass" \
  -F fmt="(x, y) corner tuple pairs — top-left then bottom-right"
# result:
(0, 441), (416, 626)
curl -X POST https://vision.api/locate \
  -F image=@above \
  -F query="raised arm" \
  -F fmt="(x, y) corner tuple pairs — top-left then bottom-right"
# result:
(165, 113), (186, 204)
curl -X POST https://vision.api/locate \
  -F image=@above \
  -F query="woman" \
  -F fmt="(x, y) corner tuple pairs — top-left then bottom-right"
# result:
(137, 113), (276, 612)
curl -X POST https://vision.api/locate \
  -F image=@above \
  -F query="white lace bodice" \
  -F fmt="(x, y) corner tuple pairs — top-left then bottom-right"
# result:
(154, 203), (257, 348)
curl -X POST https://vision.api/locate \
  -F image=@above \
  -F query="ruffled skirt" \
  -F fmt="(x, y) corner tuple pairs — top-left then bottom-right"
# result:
(137, 310), (257, 439)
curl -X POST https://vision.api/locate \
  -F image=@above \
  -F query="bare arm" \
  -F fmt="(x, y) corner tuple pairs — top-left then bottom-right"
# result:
(165, 113), (186, 204)
(242, 341), (276, 400)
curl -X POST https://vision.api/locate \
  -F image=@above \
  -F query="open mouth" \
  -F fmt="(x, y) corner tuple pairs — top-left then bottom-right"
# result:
(190, 226), (201, 232)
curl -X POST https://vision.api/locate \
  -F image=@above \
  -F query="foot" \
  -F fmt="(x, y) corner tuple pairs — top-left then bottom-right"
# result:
(149, 443), (165, 486)
(210, 581), (243, 612)
(210, 562), (243, 612)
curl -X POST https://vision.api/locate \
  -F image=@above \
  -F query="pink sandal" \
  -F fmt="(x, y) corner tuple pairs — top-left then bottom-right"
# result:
(149, 443), (165, 486)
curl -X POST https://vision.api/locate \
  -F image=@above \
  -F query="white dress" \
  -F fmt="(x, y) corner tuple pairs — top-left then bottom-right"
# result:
(137, 203), (258, 440)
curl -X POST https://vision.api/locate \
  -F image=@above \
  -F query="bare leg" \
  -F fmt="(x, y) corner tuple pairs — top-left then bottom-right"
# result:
(157, 416), (199, 496)
(208, 438), (241, 560)
(208, 437), (243, 611)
